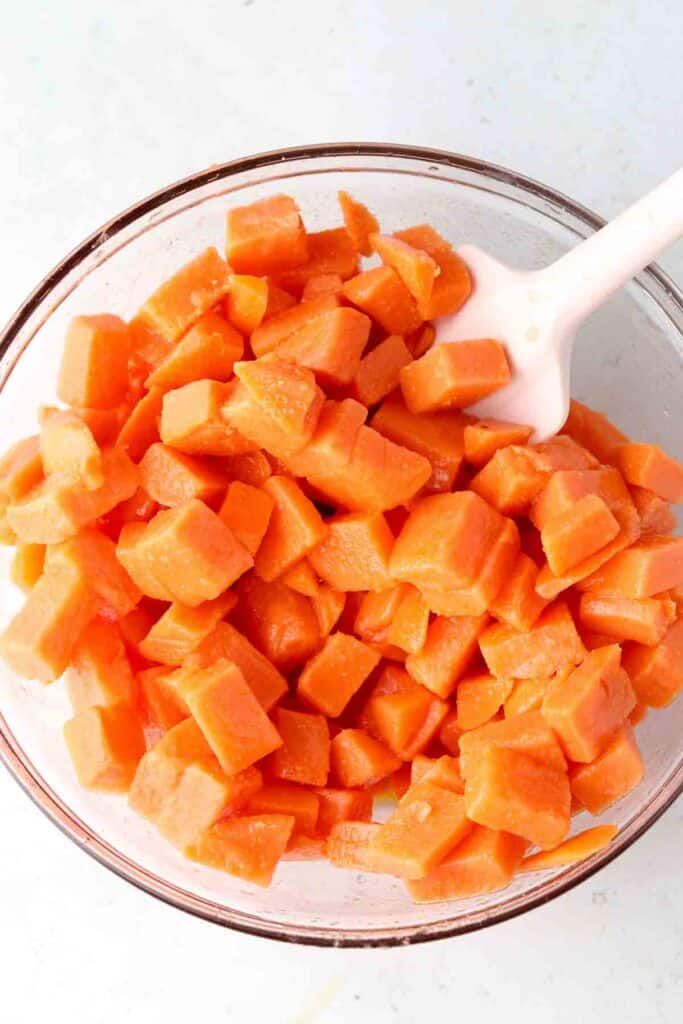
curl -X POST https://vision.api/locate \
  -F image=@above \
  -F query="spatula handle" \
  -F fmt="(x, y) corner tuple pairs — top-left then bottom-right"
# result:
(538, 167), (683, 326)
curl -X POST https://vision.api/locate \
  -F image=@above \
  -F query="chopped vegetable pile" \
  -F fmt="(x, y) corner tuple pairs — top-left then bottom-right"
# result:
(1, 190), (682, 900)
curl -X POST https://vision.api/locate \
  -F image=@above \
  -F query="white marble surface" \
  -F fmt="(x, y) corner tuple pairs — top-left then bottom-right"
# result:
(1, 2), (682, 1021)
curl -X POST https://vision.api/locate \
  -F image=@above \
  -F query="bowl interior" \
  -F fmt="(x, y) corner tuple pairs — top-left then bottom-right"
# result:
(1, 147), (682, 946)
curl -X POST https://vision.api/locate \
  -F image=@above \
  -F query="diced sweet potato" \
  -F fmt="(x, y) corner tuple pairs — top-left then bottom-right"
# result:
(0, 436), (44, 501)
(225, 275), (269, 335)
(405, 614), (486, 698)
(276, 307), (372, 387)
(464, 419), (534, 467)
(569, 726), (644, 813)
(47, 526), (141, 618)
(270, 707), (330, 787)
(39, 408), (103, 490)
(146, 311), (243, 391)
(338, 192), (379, 256)
(116, 387), (164, 462)
(298, 632), (381, 717)
(456, 673), (515, 731)
(616, 443), (683, 502)
(254, 476), (327, 581)
(459, 710), (567, 777)
(541, 645), (636, 762)
(489, 553), (549, 631)
(58, 315), (130, 409)
(370, 233), (439, 317)
(407, 826), (527, 901)
(479, 603), (585, 679)
(63, 704), (145, 792)
(394, 226), (472, 319)
(235, 573), (320, 671)
(578, 592), (676, 646)
(540, 494), (620, 577)
(343, 266), (422, 336)
(400, 340), (510, 413)
(315, 787), (373, 835)
(185, 621), (287, 710)
(137, 248), (231, 343)
(67, 618), (137, 711)
(218, 480), (274, 556)
(139, 442), (227, 506)
(10, 543), (45, 592)
(309, 512), (394, 592)
(273, 228), (359, 295)
(160, 380), (253, 457)
(562, 399), (629, 465)
(226, 194), (308, 275)
(621, 618), (683, 707)
(579, 536), (683, 598)
(353, 335), (412, 407)
(330, 728), (401, 788)
(188, 814), (294, 885)
(157, 760), (259, 849)
(326, 820), (383, 871)
(630, 485), (676, 537)
(470, 445), (552, 516)
(138, 592), (236, 665)
(520, 824), (618, 872)
(247, 782), (319, 836)
(371, 393), (467, 492)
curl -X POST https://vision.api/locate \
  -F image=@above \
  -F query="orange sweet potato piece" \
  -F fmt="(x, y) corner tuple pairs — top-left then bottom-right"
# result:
(225, 274), (269, 335)
(139, 592), (235, 665)
(0, 436), (44, 502)
(370, 233), (439, 317)
(456, 673), (515, 731)
(365, 687), (448, 761)
(520, 824), (618, 872)
(181, 659), (282, 775)
(226, 194), (308, 275)
(137, 248), (231, 343)
(405, 614), (486, 698)
(301, 273), (344, 302)
(315, 787), (373, 834)
(225, 358), (324, 459)
(7, 447), (138, 544)
(270, 707), (330, 787)
(63, 704), (145, 792)
(342, 265), (422, 336)
(387, 586), (430, 654)
(67, 618), (137, 711)
(489, 553), (549, 631)
(530, 466), (634, 531)
(569, 725), (644, 813)
(459, 710), (566, 777)
(218, 480), (274, 556)
(393, 226), (472, 319)
(254, 476), (327, 581)
(119, 499), (252, 606)
(326, 821), (383, 871)
(146, 311), (243, 391)
(247, 782), (319, 836)
(250, 296), (340, 357)
(304, 424), (431, 513)
(562, 399), (628, 465)
(157, 759), (260, 849)
(439, 710), (463, 756)
(185, 621), (287, 710)
(504, 677), (551, 718)
(274, 228), (359, 295)
(139, 442), (226, 506)
(406, 825), (527, 901)
(390, 491), (504, 592)
(264, 283), (297, 318)
(286, 398), (366, 478)
(39, 408), (103, 489)
(479, 603), (585, 679)
(621, 618), (683, 707)
(352, 335), (412, 409)
(188, 814), (294, 885)
(630, 485), (676, 537)
(138, 666), (189, 732)
(464, 419), (534, 467)
(532, 434), (599, 471)
(579, 536), (683, 598)
(311, 584), (346, 637)
(220, 449), (272, 488)
(160, 379), (253, 457)
(283, 833), (327, 860)
(281, 558), (319, 597)
(464, 744), (570, 849)
(578, 592), (676, 646)
(409, 754), (464, 794)
(10, 543), (45, 592)
(371, 393), (467, 493)
(235, 573), (320, 671)
(57, 315), (130, 409)
(368, 781), (473, 879)
(298, 632), (381, 717)
(354, 585), (408, 644)
(616, 443), (683, 502)
(309, 512), (394, 592)
(338, 191), (379, 256)
(116, 387), (164, 462)
(0, 562), (101, 681)
(540, 493), (620, 577)
(47, 527), (141, 619)
(534, 504), (641, 600)
(399, 340), (510, 414)
(470, 446), (552, 516)
(419, 517), (520, 618)
(276, 306), (372, 387)
(541, 645), (636, 762)
(127, 718), (214, 819)
(330, 728), (401, 788)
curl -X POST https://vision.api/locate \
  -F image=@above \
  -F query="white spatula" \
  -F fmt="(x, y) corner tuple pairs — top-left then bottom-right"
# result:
(434, 168), (683, 440)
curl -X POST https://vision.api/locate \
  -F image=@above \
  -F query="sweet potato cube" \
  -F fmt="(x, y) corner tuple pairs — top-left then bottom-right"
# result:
(297, 632), (381, 717)
(63, 704), (145, 792)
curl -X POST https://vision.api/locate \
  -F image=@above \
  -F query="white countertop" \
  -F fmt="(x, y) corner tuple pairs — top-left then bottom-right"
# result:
(1, 2), (682, 1021)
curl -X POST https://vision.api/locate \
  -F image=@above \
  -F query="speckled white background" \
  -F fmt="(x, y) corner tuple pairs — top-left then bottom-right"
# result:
(1, 2), (682, 1021)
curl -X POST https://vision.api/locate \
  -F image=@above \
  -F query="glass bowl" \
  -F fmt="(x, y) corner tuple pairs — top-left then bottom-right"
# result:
(1, 144), (681, 948)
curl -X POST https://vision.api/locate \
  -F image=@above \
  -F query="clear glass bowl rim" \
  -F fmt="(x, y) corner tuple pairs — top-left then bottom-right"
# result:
(1, 141), (681, 948)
